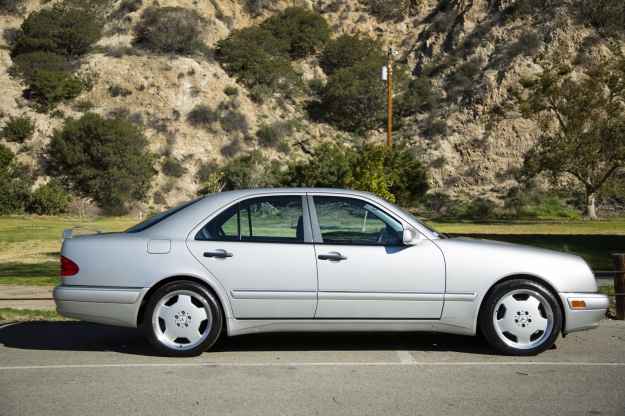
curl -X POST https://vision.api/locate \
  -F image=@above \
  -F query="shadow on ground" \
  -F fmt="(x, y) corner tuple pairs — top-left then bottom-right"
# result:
(0, 321), (500, 357)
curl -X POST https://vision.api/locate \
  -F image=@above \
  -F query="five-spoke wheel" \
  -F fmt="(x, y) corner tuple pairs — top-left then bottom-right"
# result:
(480, 279), (562, 356)
(144, 281), (222, 357)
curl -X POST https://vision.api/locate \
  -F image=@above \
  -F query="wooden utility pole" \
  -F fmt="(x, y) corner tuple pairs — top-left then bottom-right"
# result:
(614, 253), (625, 320)
(387, 45), (393, 148)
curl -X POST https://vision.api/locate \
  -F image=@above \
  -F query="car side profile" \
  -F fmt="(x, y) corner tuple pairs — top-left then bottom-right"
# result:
(53, 188), (609, 357)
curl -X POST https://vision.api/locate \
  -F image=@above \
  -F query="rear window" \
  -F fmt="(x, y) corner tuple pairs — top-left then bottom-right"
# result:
(126, 198), (202, 233)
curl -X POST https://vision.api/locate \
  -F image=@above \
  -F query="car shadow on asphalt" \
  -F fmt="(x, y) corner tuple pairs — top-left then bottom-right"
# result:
(0, 322), (500, 357)
(0, 322), (160, 357)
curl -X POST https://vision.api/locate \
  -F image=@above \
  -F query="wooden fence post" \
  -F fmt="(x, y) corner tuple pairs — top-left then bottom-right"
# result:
(614, 254), (625, 320)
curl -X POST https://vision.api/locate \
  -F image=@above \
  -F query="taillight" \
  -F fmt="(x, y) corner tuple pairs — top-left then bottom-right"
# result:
(61, 256), (79, 276)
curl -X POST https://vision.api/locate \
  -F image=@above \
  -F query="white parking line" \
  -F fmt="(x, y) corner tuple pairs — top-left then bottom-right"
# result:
(0, 362), (624, 370)
(387, 333), (417, 364)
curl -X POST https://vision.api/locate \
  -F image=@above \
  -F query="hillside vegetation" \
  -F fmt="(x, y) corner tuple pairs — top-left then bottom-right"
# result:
(0, 0), (623, 218)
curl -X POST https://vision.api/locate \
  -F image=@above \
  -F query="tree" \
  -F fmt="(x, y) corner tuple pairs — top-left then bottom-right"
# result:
(0, 144), (32, 214)
(320, 58), (409, 132)
(215, 27), (303, 96)
(46, 113), (157, 214)
(277, 142), (357, 188)
(512, 47), (625, 219)
(28, 70), (83, 111)
(259, 7), (330, 59)
(9, 52), (68, 83)
(319, 34), (383, 76)
(11, 9), (103, 57)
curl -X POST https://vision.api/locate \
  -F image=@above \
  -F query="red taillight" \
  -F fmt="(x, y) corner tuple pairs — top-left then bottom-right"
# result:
(61, 256), (79, 276)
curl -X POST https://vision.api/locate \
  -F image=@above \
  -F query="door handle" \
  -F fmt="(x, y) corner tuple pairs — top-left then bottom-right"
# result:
(318, 254), (347, 261)
(204, 252), (233, 258)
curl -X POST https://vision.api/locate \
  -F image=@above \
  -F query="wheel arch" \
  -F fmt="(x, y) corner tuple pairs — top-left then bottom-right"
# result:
(136, 275), (228, 332)
(477, 274), (566, 333)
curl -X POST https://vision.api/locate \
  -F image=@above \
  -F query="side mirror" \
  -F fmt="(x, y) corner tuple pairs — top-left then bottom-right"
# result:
(402, 228), (421, 246)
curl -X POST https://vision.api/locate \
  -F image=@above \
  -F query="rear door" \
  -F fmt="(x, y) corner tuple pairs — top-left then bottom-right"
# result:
(187, 194), (318, 319)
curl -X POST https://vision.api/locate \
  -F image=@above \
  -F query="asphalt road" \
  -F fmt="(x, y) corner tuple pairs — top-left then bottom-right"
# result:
(0, 320), (624, 415)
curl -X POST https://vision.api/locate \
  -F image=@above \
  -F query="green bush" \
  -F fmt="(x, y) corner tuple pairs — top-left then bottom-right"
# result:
(220, 111), (248, 133)
(73, 99), (95, 112)
(29, 70), (83, 111)
(220, 136), (242, 158)
(11, 9), (103, 57)
(3, 115), (36, 143)
(221, 150), (274, 190)
(358, 0), (409, 22)
(223, 85), (239, 96)
(216, 27), (303, 96)
(256, 124), (279, 148)
(108, 85), (132, 97)
(0, 144), (32, 215)
(259, 7), (330, 59)
(134, 7), (206, 54)
(249, 84), (273, 103)
(46, 112), (157, 213)
(320, 58), (390, 131)
(8, 52), (68, 83)
(319, 34), (383, 76)
(29, 179), (71, 215)
(277, 142), (357, 188)
(187, 105), (219, 127)
(395, 76), (434, 118)
(161, 157), (186, 178)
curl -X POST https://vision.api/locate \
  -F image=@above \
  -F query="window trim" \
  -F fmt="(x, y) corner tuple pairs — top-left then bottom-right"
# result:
(308, 194), (405, 246)
(194, 194), (313, 244)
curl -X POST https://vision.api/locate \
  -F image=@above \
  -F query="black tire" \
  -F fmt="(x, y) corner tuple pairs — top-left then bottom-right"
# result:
(144, 281), (222, 357)
(479, 279), (562, 356)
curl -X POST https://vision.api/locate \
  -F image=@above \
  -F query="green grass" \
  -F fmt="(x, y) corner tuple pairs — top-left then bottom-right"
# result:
(0, 308), (75, 323)
(430, 219), (625, 270)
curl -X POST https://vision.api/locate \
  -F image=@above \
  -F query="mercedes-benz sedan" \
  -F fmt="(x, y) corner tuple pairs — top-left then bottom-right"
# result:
(53, 189), (609, 357)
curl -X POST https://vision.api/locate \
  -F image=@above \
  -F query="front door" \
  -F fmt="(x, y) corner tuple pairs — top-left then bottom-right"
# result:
(187, 195), (318, 319)
(310, 195), (446, 319)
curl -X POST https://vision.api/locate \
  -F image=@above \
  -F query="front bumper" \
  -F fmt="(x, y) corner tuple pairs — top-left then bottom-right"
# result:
(53, 285), (149, 328)
(559, 292), (610, 334)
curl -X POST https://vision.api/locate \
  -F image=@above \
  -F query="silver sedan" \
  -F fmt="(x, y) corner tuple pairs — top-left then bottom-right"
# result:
(53, 189), (609, 357)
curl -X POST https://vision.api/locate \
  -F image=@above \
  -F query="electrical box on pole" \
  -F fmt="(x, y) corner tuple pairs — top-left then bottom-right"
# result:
(381, 66), (388, 81)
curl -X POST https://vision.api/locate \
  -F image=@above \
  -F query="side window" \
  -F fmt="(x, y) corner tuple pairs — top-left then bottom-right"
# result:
(240, 196), (304, 242)
(195, 196), (305, 242)
(312, 196), (403, 245)
(195, 204), (239, 240)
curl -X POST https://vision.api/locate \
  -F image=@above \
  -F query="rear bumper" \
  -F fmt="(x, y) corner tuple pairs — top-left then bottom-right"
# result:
(53, 285), (148, 328)
(559, 292), (610, 335)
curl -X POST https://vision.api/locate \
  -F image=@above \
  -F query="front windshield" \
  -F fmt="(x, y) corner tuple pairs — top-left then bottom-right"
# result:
(126, 198), (203, 233)
(390, 203), (448, 239)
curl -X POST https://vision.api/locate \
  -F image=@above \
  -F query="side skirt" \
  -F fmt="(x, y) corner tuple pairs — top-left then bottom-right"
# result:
(226, 318), (475, 337)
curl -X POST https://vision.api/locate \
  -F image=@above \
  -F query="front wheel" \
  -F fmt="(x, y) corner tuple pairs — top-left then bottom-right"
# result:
(479, 279), (562, 356)
(144, 281), (222, 357)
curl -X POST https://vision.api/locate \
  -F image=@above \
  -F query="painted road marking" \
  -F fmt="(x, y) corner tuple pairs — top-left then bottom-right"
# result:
(0, 362), (624, 370)
(387, 333), (417, 364)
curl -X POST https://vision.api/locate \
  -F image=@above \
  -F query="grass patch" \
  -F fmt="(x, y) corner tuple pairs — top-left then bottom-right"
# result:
(0, 276), (60, 286)
(0, 308), (74, 323)
(431, 219), (625, 270)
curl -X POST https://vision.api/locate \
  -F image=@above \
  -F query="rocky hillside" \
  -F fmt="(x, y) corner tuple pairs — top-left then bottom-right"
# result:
(0, 0), (623, 214)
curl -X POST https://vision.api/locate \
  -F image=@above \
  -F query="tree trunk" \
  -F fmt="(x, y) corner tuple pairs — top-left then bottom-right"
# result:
(585, 190), (598, 220)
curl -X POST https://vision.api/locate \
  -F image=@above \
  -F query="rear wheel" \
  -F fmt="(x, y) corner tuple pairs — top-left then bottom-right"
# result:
(144, 281), (222, 357)
(479, 279), (562, 356)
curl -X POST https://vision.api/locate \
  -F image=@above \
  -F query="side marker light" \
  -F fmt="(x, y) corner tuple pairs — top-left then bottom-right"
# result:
(570, 300), (586, 309)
